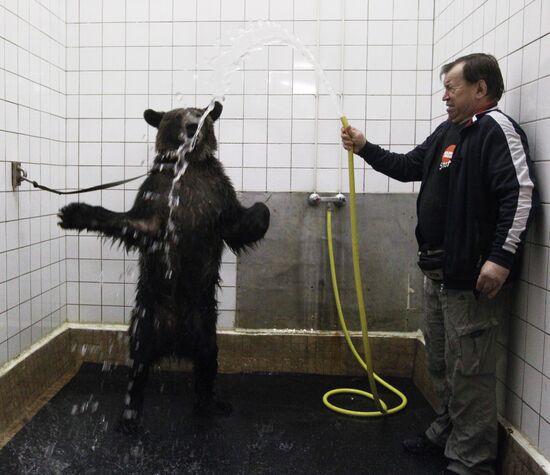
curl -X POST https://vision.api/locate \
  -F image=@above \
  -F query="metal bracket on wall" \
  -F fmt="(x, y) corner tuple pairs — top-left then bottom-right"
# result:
(11, 162), (27, 190)
(307, 192), (346, 207)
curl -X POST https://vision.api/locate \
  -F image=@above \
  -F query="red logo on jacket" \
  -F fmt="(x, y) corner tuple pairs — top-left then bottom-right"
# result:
(439, 144), (456, 170)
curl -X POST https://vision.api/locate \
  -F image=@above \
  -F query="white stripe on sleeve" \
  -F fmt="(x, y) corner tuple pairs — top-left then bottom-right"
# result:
(487, 111), (534, 254)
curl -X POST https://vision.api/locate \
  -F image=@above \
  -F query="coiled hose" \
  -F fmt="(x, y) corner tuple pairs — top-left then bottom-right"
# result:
(321, 116), (407, 417)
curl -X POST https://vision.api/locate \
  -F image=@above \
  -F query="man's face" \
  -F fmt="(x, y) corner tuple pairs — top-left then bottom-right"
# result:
(442, 62), (484, 124)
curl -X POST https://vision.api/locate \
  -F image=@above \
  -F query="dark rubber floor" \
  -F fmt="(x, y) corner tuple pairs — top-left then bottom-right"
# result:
(0, 363), (448, 474)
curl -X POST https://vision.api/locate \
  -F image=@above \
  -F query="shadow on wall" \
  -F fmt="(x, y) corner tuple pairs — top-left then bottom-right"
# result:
(236, 192), (422, 332)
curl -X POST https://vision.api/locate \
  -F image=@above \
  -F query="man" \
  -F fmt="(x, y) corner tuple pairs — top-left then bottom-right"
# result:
(341, 53), (536, 475)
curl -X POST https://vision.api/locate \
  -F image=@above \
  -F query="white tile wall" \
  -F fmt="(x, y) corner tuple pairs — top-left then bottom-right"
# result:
(62, 0), (434, 331)
(0, 0), (67, 366)
(433, 0), (550, 459)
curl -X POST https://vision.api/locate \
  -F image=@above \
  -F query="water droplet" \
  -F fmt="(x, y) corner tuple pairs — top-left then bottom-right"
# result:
(130, 444), (144, 458)
(45, 443), (56, 457)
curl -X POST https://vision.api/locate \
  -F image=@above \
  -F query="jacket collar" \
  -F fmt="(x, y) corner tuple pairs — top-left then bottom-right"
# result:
(464, 103), (499, 127)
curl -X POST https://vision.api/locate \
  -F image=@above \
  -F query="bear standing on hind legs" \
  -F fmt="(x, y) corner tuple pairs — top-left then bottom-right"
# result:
(58, 101), (270, 433)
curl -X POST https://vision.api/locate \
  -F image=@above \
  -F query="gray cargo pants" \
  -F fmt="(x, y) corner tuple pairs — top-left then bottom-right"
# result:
(422, 277), (506, 475)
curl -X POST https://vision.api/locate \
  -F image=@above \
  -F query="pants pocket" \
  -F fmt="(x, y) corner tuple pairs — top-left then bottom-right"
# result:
(458, 325), (497, 376)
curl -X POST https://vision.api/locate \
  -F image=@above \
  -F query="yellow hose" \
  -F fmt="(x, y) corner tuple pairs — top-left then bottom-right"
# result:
(321, 116), (407, 417)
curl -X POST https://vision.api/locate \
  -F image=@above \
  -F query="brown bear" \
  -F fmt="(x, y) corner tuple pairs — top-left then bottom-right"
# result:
(58, 101), (270, 433)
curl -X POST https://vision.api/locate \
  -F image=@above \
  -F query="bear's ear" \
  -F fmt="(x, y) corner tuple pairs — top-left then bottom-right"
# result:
(144, 109), (164, 128)
(208, 101), (223, 122)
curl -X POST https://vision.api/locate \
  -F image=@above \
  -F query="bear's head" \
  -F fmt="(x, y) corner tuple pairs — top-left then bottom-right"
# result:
(144, 101), (223, 162)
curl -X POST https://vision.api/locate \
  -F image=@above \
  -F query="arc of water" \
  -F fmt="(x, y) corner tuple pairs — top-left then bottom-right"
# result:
(207, 21), (343, 118)
(339, 2), (346, 193)
(165, 20), (347, 278)
(314, 4), (321, 194)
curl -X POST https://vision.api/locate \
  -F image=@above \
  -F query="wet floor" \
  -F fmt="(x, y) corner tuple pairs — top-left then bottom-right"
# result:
(0, 363), (447, 474)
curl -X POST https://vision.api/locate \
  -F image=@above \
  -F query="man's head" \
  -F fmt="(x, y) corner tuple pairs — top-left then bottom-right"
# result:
(440, 53), (504, 124)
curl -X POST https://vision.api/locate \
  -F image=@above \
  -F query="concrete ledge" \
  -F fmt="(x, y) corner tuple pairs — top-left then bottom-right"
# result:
(0, 325), (78, 447)
(67, 325), (419, 377)
(412, 336), (438, 409)
(497, 419), (550, 475)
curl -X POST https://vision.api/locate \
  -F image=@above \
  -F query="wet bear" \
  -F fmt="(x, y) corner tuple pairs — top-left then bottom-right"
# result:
(58, 101), (270, 432)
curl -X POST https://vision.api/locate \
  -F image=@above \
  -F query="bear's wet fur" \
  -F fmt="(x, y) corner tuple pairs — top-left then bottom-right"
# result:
(58, 102), (270, 433)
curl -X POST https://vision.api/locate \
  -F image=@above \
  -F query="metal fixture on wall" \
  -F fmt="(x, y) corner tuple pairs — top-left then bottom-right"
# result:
(307, 192), (346, 207)
(11, 162), (27, 189)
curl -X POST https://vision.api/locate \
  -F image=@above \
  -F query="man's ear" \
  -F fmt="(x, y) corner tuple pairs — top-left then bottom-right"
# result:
(144, 109), (164, 128)
(208, 101), (223, 122)
(476, 79), (488, 98)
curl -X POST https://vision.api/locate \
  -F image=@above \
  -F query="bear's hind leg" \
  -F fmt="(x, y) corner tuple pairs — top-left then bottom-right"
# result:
(117, 358), (151, 434)
(192, 339), (232, 417)
(117, 311), (154, 434)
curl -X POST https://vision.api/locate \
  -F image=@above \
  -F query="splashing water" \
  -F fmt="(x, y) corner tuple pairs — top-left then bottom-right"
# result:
(163, 99), (219, 278)
(164, 20), (343, 278)
(163, 141), (190, 278)
(207, 20), (343, 117)
(190, 99), (220, 151)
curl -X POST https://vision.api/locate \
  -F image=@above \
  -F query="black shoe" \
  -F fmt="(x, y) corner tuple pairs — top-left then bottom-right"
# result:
(402, 433), (444, 455)
(442, 470), (458, 475)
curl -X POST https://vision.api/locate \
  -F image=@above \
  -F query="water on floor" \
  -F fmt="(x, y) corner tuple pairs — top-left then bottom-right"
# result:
(0, 363), (447, 474)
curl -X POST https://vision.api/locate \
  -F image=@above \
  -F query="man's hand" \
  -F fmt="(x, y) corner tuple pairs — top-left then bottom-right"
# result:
(476, 261), (510, 299)
(341, 125), (367, 153)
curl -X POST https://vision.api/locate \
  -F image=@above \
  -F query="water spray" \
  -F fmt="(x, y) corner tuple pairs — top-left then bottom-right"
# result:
(163, 98), (223, 279)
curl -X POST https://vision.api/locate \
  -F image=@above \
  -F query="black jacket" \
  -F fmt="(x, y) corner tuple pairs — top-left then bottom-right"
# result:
(358, 107), (536, 289)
